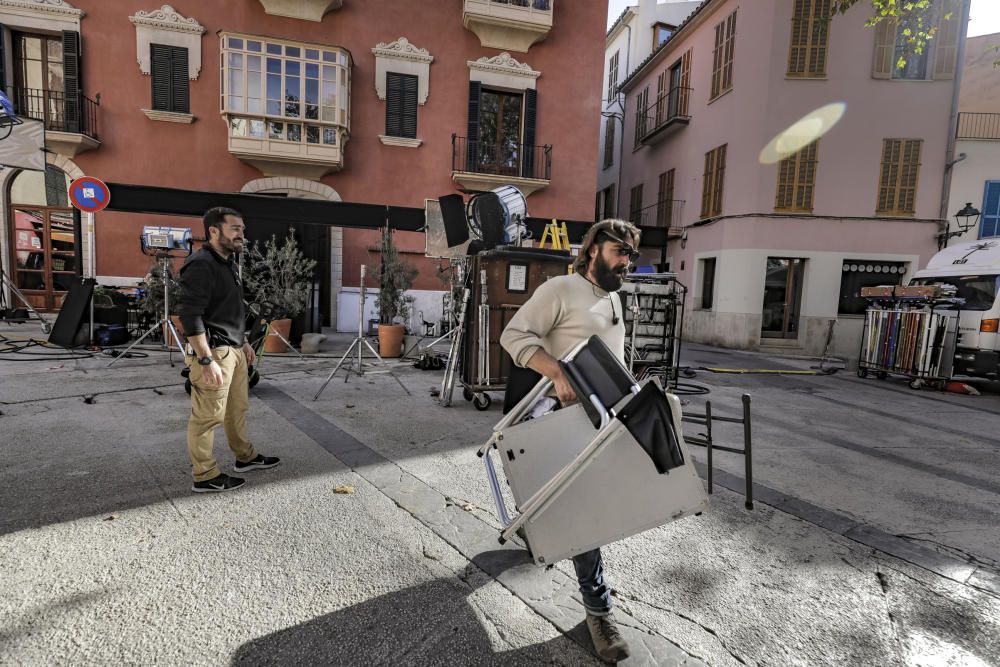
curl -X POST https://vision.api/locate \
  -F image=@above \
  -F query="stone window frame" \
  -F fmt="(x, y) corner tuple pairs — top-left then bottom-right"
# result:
(372, 37), (432, 148)
(129, 5), (205, 123)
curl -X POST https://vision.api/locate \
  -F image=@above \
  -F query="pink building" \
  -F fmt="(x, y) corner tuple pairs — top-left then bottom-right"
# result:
(616, 0), (968, 360)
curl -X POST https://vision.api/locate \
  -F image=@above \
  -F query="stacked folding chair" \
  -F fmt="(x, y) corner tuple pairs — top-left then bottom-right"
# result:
(477, 336), (708, 565)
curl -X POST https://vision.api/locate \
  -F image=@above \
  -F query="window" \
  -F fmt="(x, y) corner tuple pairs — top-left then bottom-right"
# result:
(701, 144), (727, 218)
(221, 34), (349, 148)
(657, 169), (675, 227)
(603, 116), (615, 169)
(981, 181), (1000, 238)
(872, 0), (960, 80)
(151, 44), (189, 114)
(787, 0), (830, 77)
(700, 257), (717, 309)
(839, 261), (907, 314)
(629, 184), (643, 225)
(385, 72), (417, 139)
(596, 185), (616, 220)
(775, 140), (819, 212)
(710, 10), (737, 99)
(634, 86), (648, 147)
(911, 275), (1000, 311)
(876, 139), (922, 216)
(653, 23), (674, 49)
(607, 51), (619, 104)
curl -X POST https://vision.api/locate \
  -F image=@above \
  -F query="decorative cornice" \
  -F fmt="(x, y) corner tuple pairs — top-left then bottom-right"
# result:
(467, 52), (540, 79)
(371, 37), (433, 64)
(0, 0), (83, 19)
(378, 135), (422, 148)
(129, 5), (205, 35)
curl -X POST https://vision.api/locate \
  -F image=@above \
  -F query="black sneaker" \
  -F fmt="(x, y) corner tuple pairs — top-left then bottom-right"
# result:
(233, 454), (281, 473)
(192, 473), (246, 494)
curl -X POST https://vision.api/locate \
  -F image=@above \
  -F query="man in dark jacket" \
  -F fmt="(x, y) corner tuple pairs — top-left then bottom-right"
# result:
(178, 207), (280, 493)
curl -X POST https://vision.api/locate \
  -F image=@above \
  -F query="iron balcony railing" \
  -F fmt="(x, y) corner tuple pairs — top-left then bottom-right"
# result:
(637, 85), (692, 143)
(452, 134), (552, 181)
(956, 112), (1000, 141)
(8, 85), (99, 140)
(629, 197), (686, 230)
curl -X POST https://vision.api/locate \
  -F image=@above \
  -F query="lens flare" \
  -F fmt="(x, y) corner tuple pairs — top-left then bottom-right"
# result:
(759, 102), (846, 165)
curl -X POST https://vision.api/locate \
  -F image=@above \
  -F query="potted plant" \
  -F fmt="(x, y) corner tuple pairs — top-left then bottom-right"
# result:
(243, 229), (317, 353)
(375, 225), (417, 357)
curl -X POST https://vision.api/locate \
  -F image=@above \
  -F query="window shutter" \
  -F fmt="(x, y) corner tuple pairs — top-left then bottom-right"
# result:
(603, 117), (615, 169)
(62, 31), (81, 133)
(402, 73), (417, 138)
(521, 88), (537, 178)
(711, 21), (725, 98)
(809, 0), (831, 76)
(150, 44), (171, 112)
(981, 181), (1000, 238)
(171, 47), (189, 114)
(701, 149), (715, 217)
(466, 80), (481, 171)
(656, 69), (666, 126)
(872, 19), (896, 79)
(898, 139), (921, 214)
(932, 0), (960, 80)
(788, 0), (809, 75)
(385, 72), (403, 137)
(679, 49), (691, 116)
(722, 11), (737, 92)
(713, 144), (727, 216)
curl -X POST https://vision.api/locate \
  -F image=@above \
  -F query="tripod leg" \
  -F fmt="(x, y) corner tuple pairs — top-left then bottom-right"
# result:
(271, 328), (304, 359)
(166, 321), (187, 365)
(107, 320), (164, 367)
(362, 337), (385, 362)
(314, 337), (359, 400)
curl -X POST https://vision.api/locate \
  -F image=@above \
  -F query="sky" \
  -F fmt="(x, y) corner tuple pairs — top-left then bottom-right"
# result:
(606, 0), (1000, 37)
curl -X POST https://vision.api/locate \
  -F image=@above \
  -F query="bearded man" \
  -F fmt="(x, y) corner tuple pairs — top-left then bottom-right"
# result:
(499, 218), (641, 663)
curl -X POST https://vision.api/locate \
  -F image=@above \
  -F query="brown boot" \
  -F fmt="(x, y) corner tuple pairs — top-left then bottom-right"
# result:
(586, 612), (630, 663)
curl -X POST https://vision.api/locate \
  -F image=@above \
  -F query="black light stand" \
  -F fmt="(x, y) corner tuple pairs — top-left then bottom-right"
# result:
(107, 235), (191, 368)
(0, 250), (51, 334)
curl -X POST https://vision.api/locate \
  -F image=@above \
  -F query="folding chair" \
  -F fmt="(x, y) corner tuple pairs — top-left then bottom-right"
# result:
(477, 336), (708, 565)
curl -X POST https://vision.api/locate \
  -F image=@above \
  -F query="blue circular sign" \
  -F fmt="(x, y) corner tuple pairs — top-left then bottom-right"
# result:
(69, 177), (110, 213)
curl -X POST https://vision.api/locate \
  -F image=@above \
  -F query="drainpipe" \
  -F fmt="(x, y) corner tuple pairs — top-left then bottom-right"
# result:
(939, 0), (973, 221)
(615, 21), (632, 219)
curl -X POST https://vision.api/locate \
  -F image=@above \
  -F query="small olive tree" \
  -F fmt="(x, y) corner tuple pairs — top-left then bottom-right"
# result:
(243, 228), (317, 320)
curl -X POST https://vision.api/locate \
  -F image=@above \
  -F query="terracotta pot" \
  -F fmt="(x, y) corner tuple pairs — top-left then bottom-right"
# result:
(264, 318), (292, 353)
(378, 323), (405, 358)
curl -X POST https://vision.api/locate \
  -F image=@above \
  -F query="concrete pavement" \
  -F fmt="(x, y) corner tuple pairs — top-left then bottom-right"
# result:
(1, 329), (998, 665)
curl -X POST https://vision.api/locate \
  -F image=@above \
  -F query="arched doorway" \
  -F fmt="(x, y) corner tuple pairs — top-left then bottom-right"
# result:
(7, 166), (77, 311)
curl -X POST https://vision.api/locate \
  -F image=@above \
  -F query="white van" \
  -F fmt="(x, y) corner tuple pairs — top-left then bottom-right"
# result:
(910, 240), (1000, 379)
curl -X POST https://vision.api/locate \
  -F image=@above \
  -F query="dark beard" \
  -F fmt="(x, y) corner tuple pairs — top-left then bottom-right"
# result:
(593, 253), (627, 292)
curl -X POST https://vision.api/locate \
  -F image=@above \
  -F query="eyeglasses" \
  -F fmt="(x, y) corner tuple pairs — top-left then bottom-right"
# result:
(600, 231), (640, 262)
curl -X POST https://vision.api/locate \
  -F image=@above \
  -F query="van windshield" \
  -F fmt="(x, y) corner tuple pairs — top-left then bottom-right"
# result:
(910, 275), (1000, 311)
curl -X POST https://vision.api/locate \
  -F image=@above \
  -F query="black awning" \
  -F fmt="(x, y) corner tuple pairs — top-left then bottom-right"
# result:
(105, 183), (425, 232)
(105, 182), (667, 246)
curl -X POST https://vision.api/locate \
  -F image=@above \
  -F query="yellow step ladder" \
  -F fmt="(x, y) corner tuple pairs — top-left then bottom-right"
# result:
(539, 219), (570, 251)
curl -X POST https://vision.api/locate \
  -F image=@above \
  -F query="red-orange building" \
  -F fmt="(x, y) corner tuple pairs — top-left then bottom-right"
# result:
(0, 0), (607, 331)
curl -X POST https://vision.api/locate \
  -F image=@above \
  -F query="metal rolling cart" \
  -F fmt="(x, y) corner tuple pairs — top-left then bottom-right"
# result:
(621, 273), (687, 392)
(857, 285), (961, 389)
(458, 246), (571, 410)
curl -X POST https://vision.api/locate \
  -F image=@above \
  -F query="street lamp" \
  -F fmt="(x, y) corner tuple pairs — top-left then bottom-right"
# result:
(938, 202), (981, 249)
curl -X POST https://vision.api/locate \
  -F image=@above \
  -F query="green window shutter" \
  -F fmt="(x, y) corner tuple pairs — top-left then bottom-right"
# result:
(62, 31), (81, 133)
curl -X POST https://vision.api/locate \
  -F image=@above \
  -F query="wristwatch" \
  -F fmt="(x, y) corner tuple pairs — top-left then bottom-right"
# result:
(197, 356), (214, 366)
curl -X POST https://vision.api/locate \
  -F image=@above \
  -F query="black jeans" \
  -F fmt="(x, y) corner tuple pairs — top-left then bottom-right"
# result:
(572, 548), (612, 615)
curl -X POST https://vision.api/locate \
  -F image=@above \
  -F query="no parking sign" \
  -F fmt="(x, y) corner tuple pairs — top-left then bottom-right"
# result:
(69, 177), (110, 213)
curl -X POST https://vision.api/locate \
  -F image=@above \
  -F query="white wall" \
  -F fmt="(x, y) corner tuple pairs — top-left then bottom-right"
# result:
(947, 139), (1000, 241)
(337, 288), (447, 334)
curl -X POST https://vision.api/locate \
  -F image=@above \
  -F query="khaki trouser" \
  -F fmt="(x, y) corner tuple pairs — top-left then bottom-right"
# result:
(186, 345), (257, 482)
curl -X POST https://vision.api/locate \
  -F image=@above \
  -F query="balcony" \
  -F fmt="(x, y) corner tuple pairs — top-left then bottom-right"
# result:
(257, 0), (342, 22)
(463, 0), (554, 53)
(957, 112), (1000, 141)
(220, 34), (351, 179)
(629, 198), (685, 236)
(9, 86), (100, 157)
(637, 86), (692, 146)
(451, 134), (551, 196)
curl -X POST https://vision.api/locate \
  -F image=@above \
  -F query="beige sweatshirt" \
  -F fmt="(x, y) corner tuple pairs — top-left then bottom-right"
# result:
(500, 272), (626, 367)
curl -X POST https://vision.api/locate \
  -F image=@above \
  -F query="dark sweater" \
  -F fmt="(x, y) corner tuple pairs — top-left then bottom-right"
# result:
(178, 246), (246, 347)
